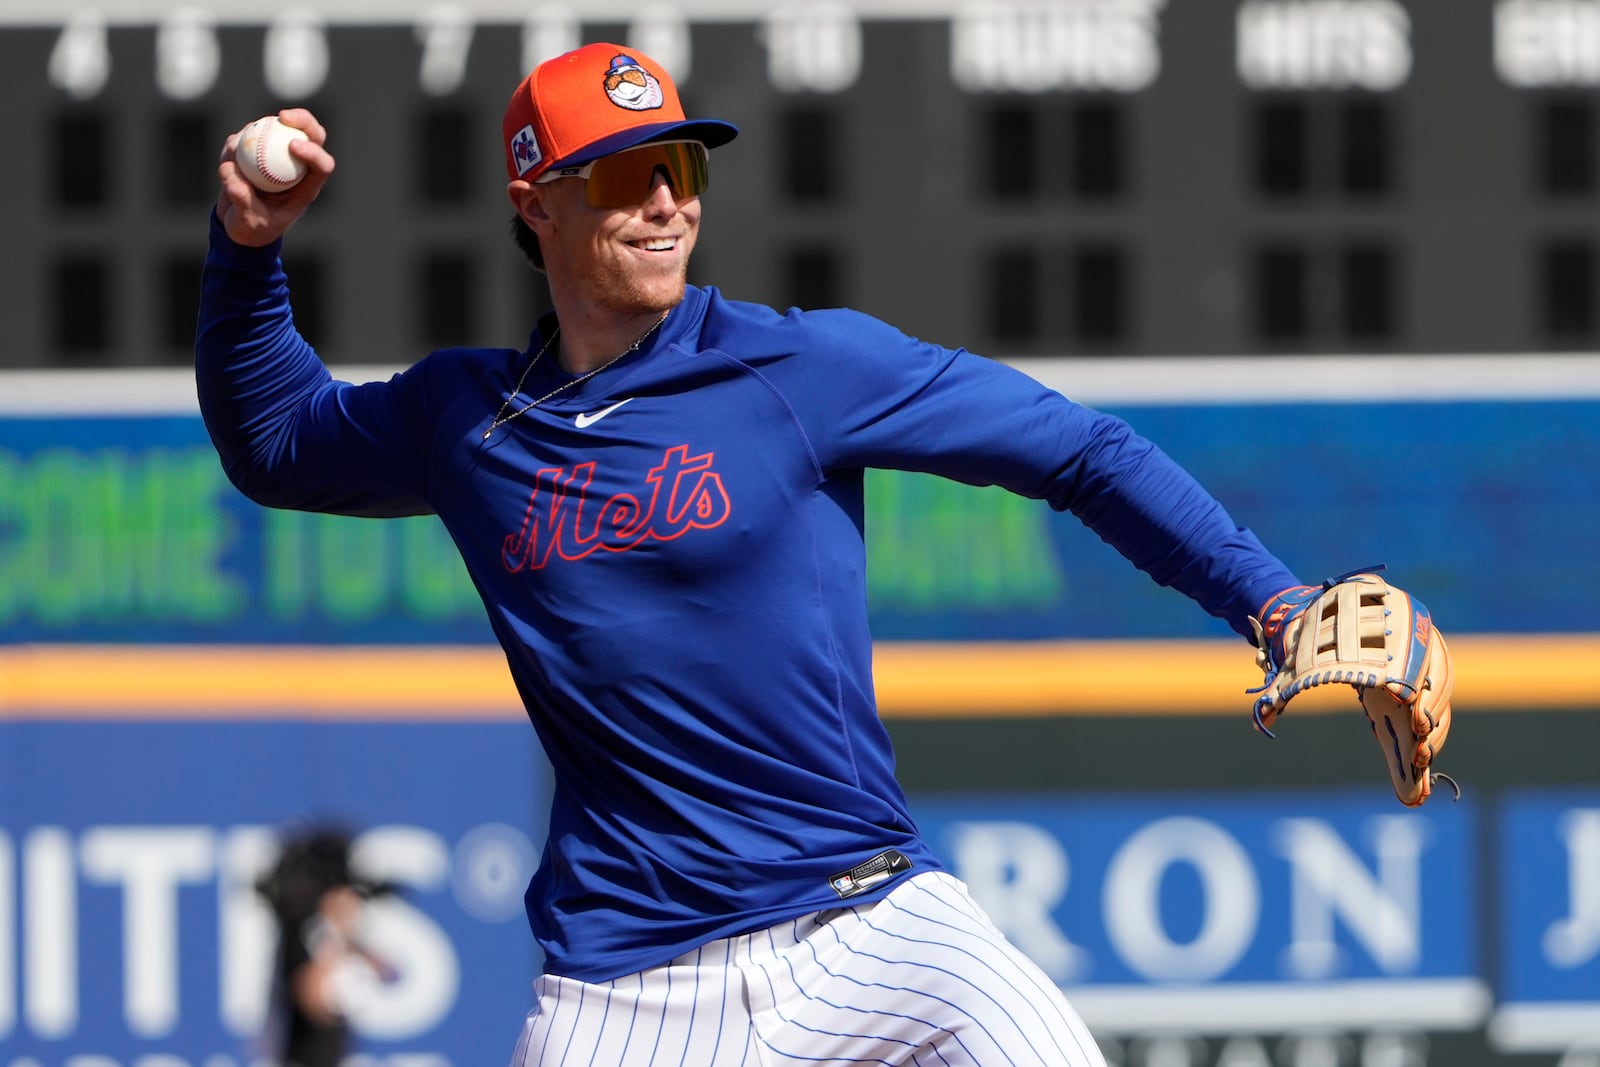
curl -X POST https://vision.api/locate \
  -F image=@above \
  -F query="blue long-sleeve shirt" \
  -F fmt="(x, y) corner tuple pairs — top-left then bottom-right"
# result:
(196, 214), (1299, 981)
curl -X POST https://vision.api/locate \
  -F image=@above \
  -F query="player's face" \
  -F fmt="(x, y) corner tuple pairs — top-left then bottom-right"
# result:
(527, 167), (701, 318)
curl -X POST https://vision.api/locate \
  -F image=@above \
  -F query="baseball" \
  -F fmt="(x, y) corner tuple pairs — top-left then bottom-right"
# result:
(235, 116), (309, 193)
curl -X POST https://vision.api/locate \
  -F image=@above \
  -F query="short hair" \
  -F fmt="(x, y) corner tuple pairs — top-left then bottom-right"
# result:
(509, 216), (545, 272)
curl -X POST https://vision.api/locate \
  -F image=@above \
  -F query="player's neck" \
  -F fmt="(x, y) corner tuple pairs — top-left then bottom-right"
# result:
(552, 307), (674, 374)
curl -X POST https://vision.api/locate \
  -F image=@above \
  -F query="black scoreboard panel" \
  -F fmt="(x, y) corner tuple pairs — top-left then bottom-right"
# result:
(3, 1), (1600, 369)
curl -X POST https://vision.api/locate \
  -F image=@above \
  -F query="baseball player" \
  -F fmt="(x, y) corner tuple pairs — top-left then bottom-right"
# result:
(199, 42), (1452, 1067)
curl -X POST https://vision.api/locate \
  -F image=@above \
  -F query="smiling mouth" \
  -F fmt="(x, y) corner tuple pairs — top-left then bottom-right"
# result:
(630, 237), (679, 252)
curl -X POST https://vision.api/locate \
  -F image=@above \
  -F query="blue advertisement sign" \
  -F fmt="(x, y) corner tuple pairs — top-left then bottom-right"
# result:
(1489, 789), (1600, 1052)
(7, 719), (1600, 1063)
(3, 399), (1600, 644)
(0, 720), (548, 1067)
(911, 789), (1487, 1034)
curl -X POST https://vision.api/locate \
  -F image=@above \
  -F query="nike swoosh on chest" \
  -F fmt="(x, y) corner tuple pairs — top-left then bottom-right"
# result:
(574, 398), (635, 428)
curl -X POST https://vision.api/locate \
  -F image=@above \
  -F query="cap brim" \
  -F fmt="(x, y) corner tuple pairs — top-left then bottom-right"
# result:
(550, 119), (739, 170)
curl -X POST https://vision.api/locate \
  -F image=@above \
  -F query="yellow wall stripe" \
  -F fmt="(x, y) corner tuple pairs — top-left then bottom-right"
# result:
(872, 634), (1598, 716)
(0, 636), (1593, 721)
(0, 645), (523, 720)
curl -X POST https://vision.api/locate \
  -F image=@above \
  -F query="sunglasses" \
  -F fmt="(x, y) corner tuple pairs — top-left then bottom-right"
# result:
(535, 140), (710, 208)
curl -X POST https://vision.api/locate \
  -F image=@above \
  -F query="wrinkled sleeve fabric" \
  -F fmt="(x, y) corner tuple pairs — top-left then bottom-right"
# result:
(194, 211), (437, 518)
(763, 307), (1299, 640)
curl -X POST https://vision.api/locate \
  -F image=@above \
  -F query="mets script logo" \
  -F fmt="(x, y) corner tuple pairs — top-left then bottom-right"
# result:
(602, 54), (665, 112)
(501, 445), (730, 571)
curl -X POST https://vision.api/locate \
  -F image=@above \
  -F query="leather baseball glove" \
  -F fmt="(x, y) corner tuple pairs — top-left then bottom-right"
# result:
(1249, 570), (1456, 807)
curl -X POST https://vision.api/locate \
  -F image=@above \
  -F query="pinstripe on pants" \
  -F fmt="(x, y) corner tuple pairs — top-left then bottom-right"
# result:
(509, 871), (1107, 1066)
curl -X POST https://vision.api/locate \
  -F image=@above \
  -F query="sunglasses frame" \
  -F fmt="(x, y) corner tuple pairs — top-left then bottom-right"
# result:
(534, 139), (710, 208)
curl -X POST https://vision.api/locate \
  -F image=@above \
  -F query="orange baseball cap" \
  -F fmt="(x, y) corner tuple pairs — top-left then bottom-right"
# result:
(503, 43), (738, 183)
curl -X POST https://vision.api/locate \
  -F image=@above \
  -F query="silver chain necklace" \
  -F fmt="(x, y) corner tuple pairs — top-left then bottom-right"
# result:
(482, 312), (668, 441)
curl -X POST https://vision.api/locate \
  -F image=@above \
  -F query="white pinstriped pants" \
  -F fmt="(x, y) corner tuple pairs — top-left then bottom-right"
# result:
(508, 871), (1106, 1066)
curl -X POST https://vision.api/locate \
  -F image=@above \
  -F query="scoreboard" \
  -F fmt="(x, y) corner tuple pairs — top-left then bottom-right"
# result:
(2, 0), (1599, 369)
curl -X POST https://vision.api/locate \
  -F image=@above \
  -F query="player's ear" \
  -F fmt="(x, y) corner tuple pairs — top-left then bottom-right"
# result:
(507, 180), (548, 228)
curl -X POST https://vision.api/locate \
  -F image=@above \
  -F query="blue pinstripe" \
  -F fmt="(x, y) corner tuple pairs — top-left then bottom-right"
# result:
(706, 941), (733, 1067)
(673, 947), (700, 1067)
(582, 983), (614, 1067)
(534, 977), (563, 1064)
(611, 973), (645, 1065)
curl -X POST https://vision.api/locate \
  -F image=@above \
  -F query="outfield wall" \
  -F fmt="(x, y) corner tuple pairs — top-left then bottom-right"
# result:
(2, 358), (1597, 1067)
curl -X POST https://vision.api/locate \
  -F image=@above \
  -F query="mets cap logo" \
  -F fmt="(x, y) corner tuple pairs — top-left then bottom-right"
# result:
(603, 54), (664, 112)
(510, 124), (542, 177)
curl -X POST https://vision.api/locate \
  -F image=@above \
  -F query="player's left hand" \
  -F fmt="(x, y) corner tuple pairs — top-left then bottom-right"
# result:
(216, 108), (335, 247)
(1248, 570), (1455, 807)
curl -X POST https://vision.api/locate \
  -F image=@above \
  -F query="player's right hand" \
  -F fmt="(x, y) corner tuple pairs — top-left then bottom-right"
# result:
(216, 108), (335, 247)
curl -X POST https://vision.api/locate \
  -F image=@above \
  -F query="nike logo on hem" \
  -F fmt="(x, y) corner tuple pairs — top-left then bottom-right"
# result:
(575, 398), (634, 428)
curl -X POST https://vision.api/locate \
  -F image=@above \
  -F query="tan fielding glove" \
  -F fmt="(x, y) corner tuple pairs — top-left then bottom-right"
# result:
(1249, 570), (1456, 807)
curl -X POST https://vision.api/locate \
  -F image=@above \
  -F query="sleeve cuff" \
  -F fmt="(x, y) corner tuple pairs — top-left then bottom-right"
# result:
(207, 208), (284, 268)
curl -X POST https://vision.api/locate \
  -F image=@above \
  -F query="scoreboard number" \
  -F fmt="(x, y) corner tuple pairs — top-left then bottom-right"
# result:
(263, 8), (330, 99)
(47, 11), (111, 100)
(416, 4), (475, 96)
(763, 4), (863, 93)
(157, 9), (222, 101)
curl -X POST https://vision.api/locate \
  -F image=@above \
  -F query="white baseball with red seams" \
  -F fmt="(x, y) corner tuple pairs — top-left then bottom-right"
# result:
(234, 116), (308, 192)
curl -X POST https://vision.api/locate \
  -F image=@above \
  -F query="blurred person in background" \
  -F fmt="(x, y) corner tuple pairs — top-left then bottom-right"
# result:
(255, 826), (397, 1067)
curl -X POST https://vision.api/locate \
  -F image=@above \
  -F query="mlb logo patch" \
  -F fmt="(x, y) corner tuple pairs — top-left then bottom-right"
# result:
(510, 124), (542, 177)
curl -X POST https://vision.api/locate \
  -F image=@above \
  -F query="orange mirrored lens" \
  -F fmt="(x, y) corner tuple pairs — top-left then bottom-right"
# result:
(584, 141), (710, 207)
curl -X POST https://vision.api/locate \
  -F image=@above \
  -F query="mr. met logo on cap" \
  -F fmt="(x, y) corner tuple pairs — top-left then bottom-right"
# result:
(603, 55), (664, 112)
